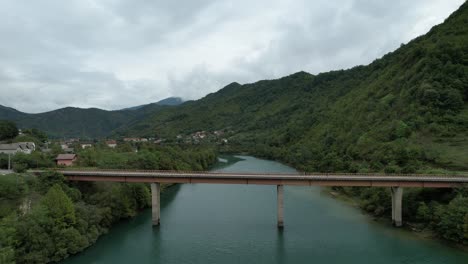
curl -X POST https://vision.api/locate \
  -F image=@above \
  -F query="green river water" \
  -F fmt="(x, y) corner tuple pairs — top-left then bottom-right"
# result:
(62, 155), (468, 264)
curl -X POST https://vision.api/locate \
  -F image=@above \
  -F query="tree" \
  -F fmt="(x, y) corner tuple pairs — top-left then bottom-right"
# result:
(416, 202), (431, 222)
(435, 196), (468, 243)
(439, 88), (464, 111)
(15, 206), (53, 264)
(37, 171), (65, 194)
(0, 120), (18, 141)
(41, 184), (76, 227)
(22, 128), (47, 143)
(0, 215), (16, 264)
(421, 87), (440, 106)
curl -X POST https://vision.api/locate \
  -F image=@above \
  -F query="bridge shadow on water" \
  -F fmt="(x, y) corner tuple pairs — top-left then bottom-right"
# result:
(160, 184), (181, 210)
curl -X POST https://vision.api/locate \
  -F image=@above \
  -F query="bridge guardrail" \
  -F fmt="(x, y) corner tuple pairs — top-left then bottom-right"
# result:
(30, 168), (468, 178)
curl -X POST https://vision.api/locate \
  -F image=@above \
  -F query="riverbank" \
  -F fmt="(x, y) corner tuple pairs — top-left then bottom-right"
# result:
(219, 151), (468, 248)
(0, 146), (220, 264)
(326, 187), (468, 251)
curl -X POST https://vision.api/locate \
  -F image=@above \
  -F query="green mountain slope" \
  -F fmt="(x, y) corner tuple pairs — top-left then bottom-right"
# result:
(120, 2), (468, 173)
(0, 96), (188, 138)
(0, 104), (166, 139)
(0, 105), (27, 120)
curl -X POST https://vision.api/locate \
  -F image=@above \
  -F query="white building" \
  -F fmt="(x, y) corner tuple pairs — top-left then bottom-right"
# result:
(81, 144), (93, 149)
(106, 140), (117, 148)
(0, 142), (36, 155)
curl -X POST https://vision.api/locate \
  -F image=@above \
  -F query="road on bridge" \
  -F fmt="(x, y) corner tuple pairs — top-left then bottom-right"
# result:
(31, 169), (468, 188)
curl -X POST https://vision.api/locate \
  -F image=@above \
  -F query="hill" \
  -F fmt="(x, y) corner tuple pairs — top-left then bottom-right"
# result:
(0, 97), (186, 138)
(155, 97), (184, 106)
(118, 2), (468, 173)
(0, 104), (165, 139)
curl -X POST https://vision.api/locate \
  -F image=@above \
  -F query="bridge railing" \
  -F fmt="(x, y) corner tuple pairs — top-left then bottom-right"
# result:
(29, 168), (468, 178)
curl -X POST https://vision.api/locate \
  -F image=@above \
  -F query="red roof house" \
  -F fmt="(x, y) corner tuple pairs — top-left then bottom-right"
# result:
(56, 154), (77, 166)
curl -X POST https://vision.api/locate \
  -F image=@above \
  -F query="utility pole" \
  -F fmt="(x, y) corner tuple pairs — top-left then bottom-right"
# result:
(8, 153), (11, 171)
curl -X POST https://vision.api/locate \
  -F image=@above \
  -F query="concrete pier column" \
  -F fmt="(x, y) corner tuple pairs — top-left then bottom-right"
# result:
(390, 187), (403, 227)
(151, 183), (160, 226)
(277, 185), (284, 228)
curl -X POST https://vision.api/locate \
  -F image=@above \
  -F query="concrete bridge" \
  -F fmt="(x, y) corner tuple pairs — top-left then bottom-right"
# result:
(33, 169), (468, 228)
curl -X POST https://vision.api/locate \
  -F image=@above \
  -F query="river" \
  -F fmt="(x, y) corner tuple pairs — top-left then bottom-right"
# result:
(62, 155), (468, 264)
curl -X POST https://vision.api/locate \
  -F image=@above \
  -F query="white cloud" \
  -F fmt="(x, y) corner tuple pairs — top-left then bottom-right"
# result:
(0, 0), (464, 113)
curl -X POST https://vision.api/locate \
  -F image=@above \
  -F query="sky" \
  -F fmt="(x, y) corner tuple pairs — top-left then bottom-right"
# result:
(0, 0), (465, 113)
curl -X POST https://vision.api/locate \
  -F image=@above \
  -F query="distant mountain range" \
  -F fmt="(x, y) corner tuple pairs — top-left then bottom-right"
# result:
(0, 97), (184, 138)
(122, 97), (184, 111)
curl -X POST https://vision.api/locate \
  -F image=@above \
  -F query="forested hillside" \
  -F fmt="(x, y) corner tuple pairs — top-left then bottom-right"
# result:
(0, 100), (175, 139)
(119, 2), (468, 174)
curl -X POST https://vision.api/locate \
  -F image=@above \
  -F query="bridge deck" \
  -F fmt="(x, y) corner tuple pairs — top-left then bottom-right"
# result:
(32, 170), (468, 188)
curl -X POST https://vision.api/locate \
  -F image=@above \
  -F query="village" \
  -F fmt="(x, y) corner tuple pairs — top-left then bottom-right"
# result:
(0, 128), (229, 169)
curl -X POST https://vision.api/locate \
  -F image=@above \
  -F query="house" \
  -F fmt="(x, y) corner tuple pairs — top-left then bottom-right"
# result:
(0, 144), (18, 155)
(0, 142), (36, 155)
(81, 143), (92, 149)
(106, 140), (117, 148)
(56, 154), (77, 166)
(18, 142), (35, 154)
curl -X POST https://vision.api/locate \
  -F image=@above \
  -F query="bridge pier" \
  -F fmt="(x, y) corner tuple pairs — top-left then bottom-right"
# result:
(151, 183), (160, 226)
(390, 187), (403, 227)
(277, 185), (284, 228)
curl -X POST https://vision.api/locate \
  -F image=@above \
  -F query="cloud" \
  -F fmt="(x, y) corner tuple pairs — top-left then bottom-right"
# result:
(0, 0), (464, 113)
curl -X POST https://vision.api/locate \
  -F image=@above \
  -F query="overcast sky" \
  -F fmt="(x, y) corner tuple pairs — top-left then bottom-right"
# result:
(0, 0), (464, 113)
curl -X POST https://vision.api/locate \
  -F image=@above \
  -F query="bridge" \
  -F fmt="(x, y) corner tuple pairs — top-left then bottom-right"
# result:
(32, 169), (468, 228)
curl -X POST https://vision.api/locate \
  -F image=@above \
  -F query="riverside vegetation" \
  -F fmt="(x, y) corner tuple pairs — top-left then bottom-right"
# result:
(0, 127), (217, 264)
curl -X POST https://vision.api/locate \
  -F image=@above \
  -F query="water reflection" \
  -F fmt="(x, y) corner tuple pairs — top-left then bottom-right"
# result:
(275, 227), (285, 263)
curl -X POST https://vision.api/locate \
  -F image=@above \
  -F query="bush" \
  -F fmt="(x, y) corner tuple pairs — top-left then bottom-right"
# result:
(13, 163), (27, 173)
